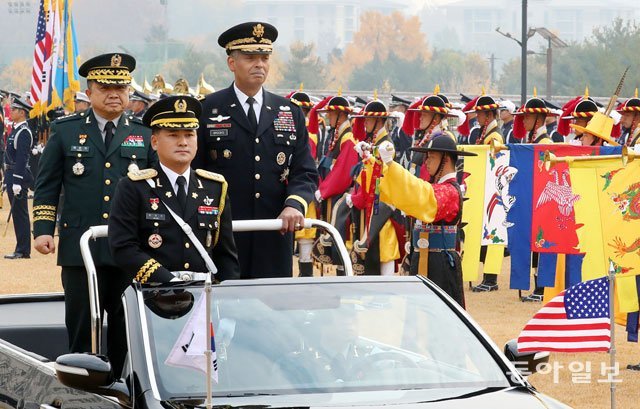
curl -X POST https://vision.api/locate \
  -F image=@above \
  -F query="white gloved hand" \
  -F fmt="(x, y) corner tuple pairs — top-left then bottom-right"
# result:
(314, 189), (323, 202)
(31, 147), (39, 155)
(12, 184), (21, 196)
(345, 193), (353, 208)
(38, 143), (45, 153)
(378, 141), (396, 164)
(170, 277), (183, 282)
(354, 141), (372, 159)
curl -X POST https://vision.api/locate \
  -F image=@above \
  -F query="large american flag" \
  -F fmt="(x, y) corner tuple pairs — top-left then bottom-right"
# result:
(30, 0), (55, 115)
(517, 277), (611, 353)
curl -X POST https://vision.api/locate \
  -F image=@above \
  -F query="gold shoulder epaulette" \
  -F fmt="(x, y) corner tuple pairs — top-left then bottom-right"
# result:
(128, 168), (158, 181)
(196, 169), (226, 183)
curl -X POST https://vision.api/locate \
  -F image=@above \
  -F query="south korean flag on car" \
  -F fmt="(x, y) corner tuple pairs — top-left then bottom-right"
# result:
(165, 293), (218, 382)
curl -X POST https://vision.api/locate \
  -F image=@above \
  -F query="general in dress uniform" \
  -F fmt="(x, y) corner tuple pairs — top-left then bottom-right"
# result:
(370, 136), (476, 307)
(4, 97), (33, 259)
(32, 53), (156, 376)
(109, 95), (239, 284)
(193, 22), (317, 278)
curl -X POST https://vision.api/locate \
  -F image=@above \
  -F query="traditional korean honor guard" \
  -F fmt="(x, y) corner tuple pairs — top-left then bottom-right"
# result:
(109, 95), (240, 284)
(194, 22), (318, 278)
(465, 94), (504, 145)
(32, 53), (156, 376)
(368, 136), (476, 307)
(617, 94), (640, 147)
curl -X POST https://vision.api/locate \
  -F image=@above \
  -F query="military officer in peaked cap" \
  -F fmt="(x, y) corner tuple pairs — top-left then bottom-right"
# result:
(109, 95), (240, 285)
(128, 89), (152, 120)
(33, 53), (156, 377)
(193, 22), (318, 278)
(4, 97), (33, 259)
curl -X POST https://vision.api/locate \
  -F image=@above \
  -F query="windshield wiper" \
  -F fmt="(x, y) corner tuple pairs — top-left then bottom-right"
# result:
(220, 392), (280, 398)
(416, 386), (508, 403)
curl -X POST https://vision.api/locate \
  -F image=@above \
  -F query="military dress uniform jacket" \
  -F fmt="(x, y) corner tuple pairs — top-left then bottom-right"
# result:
(3, 121), (33, 188)
(33, 109), (156, 267)
(108, 167), (240, 283)
(194, 85), (318, 277)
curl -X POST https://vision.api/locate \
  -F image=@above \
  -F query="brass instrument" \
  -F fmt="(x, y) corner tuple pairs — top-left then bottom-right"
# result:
(543, 146), (639, 171)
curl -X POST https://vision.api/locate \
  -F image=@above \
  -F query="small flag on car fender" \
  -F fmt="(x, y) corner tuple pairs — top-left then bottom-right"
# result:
(165, 293), (218, 382)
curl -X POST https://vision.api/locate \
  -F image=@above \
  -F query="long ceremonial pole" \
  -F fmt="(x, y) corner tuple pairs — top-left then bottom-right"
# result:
(205, 274), (213, 409)
(609, 262), (616, 409)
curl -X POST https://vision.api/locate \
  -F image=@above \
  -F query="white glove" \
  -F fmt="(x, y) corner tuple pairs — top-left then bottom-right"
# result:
(345, 193), (353, 208)
(38, 143), (45, 153)
(354, 141), (372, 159)
(314, 189), (323, 202)
(378, 141), (396, 164)
(169, 277), (183, 282)
(31, 147), (39, 155)
(12, 184), (21, 196)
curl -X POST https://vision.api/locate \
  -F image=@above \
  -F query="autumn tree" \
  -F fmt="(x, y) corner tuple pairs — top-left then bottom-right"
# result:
(282, 41), (327, 90)
(327, 10), (430, 88)
(0, 59), (31, 93)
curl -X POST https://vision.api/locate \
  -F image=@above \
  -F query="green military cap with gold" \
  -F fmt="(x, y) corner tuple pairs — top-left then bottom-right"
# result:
(142, 95), (202, 130)
(78, 53), (136, 85)
(218, 21), (278, 55)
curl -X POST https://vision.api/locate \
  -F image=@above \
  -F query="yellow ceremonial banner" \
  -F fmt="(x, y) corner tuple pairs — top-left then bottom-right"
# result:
(461, 145), (489, 281)
(569, 158), (640, 312)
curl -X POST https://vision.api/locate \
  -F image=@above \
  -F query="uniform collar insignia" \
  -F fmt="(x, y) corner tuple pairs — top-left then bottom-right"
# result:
(279, 105), (290, 111)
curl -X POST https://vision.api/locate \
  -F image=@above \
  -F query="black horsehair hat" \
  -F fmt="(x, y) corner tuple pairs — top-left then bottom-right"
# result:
(142, 95), (202, 130)
(410, 134), (477, 156)
(218, 22), (278, 55)
(351, 100), (390, 118)
(290, 91), (314, 108)
(78, 53), (136, 85)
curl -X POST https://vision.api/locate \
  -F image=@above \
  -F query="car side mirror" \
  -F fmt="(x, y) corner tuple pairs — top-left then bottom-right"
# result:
(503, 339), (550, 376)
(55, 353), (130, 403)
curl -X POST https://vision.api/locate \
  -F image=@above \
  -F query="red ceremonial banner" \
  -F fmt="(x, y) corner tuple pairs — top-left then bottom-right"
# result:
(531, 145), (600, 254)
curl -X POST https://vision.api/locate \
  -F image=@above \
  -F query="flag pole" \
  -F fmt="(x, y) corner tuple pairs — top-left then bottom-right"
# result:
(608, 261), (616, 409)
(205, 273), (213, 409)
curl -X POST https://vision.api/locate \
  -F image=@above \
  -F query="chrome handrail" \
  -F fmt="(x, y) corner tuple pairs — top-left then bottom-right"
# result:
(79, 225), (109, 354)
(231, 218), (353, 276)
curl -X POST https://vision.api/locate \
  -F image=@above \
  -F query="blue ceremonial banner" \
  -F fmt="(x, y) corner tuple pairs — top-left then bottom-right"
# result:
(506, 144), (535, 290)
(49, 0), (80, 112)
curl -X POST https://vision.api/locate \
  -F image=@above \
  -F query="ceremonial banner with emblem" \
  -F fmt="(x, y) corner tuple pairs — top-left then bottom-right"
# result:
(480, 149), (516, 276)
(461, 145), (488, 281)
(481, 149), (515, 246)
(531, 145), (596, 255)
(569, 154), (640, 313)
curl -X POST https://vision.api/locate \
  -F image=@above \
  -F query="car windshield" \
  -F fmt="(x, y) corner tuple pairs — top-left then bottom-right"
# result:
(141, 279), (509, 401)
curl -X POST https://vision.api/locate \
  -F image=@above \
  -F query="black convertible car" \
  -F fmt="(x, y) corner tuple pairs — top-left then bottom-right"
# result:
(0, 276), (572, 408)
(0, 221), (571, 408)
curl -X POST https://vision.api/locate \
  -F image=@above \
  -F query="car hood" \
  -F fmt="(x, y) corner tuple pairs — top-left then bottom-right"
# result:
(203, 386), (571, 409)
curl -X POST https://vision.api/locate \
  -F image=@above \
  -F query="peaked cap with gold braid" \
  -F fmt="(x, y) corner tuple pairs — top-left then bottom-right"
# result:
(218, 22), (278, 55)
(142, 95), (202, 130)
(78, 53), (136, 85)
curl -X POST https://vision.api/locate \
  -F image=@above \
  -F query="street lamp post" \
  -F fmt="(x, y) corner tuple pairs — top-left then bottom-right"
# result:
(532, 27), (568, 100)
